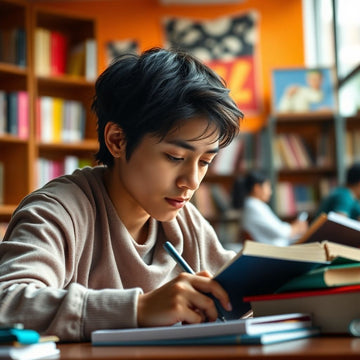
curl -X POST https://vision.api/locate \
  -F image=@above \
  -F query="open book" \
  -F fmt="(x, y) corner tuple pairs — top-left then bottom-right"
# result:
(296, 211), (360, 246)
(213, 239), (360, 319)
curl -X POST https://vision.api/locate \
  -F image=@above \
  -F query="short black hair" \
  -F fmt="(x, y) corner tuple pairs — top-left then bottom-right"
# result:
(347, 163), (360, 185)
(91, 47), (243, 167)
(232, 169), (269, 209)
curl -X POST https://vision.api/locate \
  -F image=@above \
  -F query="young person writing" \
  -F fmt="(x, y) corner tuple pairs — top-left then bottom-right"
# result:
(0, 48), (243, 341)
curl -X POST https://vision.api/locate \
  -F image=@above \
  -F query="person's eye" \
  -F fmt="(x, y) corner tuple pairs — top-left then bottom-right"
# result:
(166, 154), (184, 162)
(199, 159), (213, 167)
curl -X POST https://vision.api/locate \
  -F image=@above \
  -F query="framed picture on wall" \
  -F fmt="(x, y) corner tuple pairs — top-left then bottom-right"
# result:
(271, 67), (337, 115)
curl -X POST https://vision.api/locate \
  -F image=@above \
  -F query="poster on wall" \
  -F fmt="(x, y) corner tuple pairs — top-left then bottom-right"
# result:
(162, 12), (261, 115)
(105, 40), (139, 66)
(271, 67), (337, 115)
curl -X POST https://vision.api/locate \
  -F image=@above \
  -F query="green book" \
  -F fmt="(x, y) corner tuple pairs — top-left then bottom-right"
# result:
(277, 262), (360, 292)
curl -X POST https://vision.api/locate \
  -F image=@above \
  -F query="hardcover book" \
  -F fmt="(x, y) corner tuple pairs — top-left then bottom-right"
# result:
(245, 285), (360, 334)
(297, 211), (360, 247)
(213, 239), (360, 319)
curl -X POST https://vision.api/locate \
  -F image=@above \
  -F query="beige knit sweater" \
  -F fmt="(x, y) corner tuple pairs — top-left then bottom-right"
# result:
(0, 167), (234, 341)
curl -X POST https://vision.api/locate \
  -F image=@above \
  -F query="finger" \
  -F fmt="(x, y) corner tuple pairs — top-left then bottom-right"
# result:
(186, 274), (232, 312)
(196, 270), (213, 278)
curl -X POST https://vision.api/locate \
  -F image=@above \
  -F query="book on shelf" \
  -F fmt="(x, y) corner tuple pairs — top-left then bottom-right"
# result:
(85, 38), (97, 81)
(67, 38), (97, 80)
(0, 28), (26, 66)
(316, 128), (334, 167)
(275, 133), (314, 170)
(17, 91), (29, 140)
(50, 30), (67, 76)
(6, 92), (18, 136)
(16, 28), (26, 67)
(1, 91), (29, 139)
(296, 211), (360, 247)
(210, 131), (265, 174)
(37, 96), (86, 143)
(244, 284), (360, 334)
(275, 182), (297, 218)
(275, 182), (318, 218)
(52, 97), (64, 143)
(0, 28), (16, 64)
(37, 156), (92, 188)
(0, 91), (6, 135)
(91, 313), (315, 346)
(287, 133), (313, 168)
(34, 27), (51, 76)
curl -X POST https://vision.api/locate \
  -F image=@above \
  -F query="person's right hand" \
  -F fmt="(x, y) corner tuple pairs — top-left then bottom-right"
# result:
(136, 271), (232, 327)
(291, 219), (308, 237)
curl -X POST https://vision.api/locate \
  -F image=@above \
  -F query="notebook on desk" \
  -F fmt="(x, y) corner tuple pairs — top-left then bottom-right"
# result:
(91, 313), (314, 346)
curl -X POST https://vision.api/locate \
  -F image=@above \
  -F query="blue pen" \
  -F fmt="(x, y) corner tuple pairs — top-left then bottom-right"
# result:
(164, 241), (227, 322)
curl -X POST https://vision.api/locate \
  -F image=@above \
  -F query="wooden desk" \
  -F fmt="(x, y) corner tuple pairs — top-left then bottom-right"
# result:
(58, 337), (360, 359)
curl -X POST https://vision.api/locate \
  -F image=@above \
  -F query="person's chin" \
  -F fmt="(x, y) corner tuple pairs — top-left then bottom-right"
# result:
(154, 209), (181, 222)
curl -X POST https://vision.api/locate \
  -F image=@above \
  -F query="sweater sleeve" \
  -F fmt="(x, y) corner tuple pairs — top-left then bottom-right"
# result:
(0, 192), (143, 341)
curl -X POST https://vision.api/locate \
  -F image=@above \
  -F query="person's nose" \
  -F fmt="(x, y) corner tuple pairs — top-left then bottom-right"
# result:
(176, 163), (202, 191)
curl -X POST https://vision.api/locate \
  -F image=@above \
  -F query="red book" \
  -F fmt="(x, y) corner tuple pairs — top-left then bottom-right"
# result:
(245, 285), (360, 334)
(50, 31), (67, 76)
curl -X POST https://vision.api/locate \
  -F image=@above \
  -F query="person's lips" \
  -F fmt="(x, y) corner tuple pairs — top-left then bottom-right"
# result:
(165, 197), (189, 209)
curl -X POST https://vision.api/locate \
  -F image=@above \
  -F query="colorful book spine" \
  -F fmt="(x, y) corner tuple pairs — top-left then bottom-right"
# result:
(17, 91), (29, 139)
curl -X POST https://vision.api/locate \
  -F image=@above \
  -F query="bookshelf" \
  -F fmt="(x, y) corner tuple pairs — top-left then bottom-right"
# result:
(0, 0), (98, 223)
(267, 112), (340, 220)
(192, 129), (269, 243)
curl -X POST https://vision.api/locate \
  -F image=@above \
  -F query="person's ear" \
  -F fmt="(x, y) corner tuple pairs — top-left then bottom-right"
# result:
(104, 122), (126, 158)
(252, 183), (263, 198)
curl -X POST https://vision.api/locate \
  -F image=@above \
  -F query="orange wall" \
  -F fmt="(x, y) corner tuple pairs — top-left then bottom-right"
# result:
(34, 0), (305, 132)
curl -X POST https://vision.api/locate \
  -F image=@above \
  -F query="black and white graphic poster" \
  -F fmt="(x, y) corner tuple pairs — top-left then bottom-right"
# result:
(163, 12), (260, 114)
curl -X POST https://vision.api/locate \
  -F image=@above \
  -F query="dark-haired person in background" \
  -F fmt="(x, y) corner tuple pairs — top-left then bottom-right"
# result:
(232, 170), (308, 246)
(316, 163), (360, 220)
(0, 48), (243, 341)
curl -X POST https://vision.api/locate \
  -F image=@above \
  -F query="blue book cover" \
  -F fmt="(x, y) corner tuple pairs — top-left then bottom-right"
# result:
(93, 327), (319, 346)
(213, 241), (329, 319)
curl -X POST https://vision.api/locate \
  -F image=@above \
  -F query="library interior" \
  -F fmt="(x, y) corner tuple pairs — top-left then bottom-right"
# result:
(1, 0), (360, 357)
(1, 0), (359, 247)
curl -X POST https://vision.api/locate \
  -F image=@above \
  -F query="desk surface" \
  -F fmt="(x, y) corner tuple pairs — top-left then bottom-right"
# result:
(58, 337), (360, 360)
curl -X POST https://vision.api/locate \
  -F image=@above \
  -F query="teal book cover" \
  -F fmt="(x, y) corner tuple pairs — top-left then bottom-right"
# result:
(214, 254), (326, 319)
(0, 328), (40, 344)
(277, 262), (360, 292)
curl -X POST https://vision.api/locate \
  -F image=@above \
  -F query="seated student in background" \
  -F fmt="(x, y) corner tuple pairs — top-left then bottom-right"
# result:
(232, 170), (308, 246)
(316, 162), (360, 220)
(0, 48), (243, 341)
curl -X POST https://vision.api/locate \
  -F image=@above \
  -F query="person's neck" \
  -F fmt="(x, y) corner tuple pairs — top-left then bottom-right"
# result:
(103, 167), (150, 244)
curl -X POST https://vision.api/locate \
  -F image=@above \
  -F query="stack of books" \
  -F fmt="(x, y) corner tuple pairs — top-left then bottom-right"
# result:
(92, 313), (319, 346)
(0, 324), (59, 360)
(241, 212), (360, 335)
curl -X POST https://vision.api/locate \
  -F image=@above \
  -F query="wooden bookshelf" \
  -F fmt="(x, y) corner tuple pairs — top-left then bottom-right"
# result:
(0, 0), (98, 221)
(267, 113), (340, 220)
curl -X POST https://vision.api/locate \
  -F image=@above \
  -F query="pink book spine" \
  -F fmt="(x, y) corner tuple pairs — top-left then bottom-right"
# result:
(17, 91), (29, 139)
